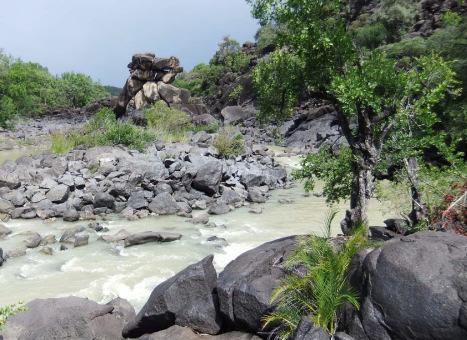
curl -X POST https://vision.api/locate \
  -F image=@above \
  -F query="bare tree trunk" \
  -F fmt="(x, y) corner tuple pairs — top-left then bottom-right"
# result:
(341, 157), (374, 235)
(405, 157), (428, 226)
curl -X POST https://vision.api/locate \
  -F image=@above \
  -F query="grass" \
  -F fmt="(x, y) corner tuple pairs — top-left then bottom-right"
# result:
(0, 302), (26, 330)
(51, 107), (155, 153)
(263, 220), (368, 338)
(213, 128), (244, 157)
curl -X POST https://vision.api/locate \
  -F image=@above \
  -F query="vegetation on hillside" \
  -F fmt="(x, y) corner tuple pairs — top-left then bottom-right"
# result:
(0, 50), (108, 128)
(247, 0), (465, 232)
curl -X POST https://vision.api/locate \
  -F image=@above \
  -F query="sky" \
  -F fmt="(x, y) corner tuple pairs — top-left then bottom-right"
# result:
(0, 0), (259, 86)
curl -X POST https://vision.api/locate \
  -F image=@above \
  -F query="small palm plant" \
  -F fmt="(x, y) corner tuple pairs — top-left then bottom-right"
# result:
(263, 219), (367, 338)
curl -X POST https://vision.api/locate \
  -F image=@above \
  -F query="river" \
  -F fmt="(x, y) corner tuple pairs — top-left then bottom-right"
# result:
(0, 147), (392, 310)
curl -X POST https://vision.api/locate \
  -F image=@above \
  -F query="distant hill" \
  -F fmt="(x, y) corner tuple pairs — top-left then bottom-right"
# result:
(104, 86), (122, 96)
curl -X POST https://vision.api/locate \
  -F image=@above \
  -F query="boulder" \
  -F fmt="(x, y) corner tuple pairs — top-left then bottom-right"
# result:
(0, 247), (4, 266)
(93, 192), (115, 210)
(127, 191), (149, 210)
(192, 161), (223, 196)
(0, 198), (14, 214)
(143, 81), (160, 102)
(218, 236), (298, 333)
(1, 296), (134, 340)
(345, 232), (467, 340)
(138, 325), (261, 340)
(0, 169), (21, 189)
(40, 234), (57, 245)
(192, 114), (218, 126)
(73, 233), (90, 247)
(148, 192), (179, 215)
(46, 184), (70, 204)
(60, 225), (86, 243)
(0, 223), (12, 237)
(124, 231), (182, 248)
(123, 255), (222, 338)
(208, 202), (231, 215)
(100, 229), (131, 243)
(63, 208), (80, 222)
(221, 106), (256, 125)
(247, 187), (266, 203)
(24, 232), (42, 249)
(5, 248), (27, 258)
(158, 82), (190, 105)
(293, 317), (329, 340)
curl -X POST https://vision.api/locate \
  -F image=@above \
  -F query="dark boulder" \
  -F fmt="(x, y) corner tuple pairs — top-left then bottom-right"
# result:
(1, 296), (134, 340)
(93, 192), (115, 210)
(293, 317), (329, 340)
(0, 247), (4, 266)
(63, 208), (80, 222)
(24, 232), (42, 249)
(148, 192), (179, 215)
(217, 236), (298, 333)
(138, 325), (261, 339)
(123, 231), (182, 248)
(221, 106), (256, 125)
(60, 225), (86, 243)
(123, 255), (222, 338)
(46, 184), (70, 204)
(208, 202), (231, 215)
(345, 231), (467, 340)
(192, 161), (223, 196)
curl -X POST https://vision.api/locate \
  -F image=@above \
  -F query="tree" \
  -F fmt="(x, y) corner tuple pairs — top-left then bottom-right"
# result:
(253, 49), (304, 122)
(59, 72), (107, 108)
(248, 0), (459, 232)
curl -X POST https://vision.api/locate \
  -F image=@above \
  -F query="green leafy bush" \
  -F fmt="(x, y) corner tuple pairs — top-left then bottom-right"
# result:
(253, 49), (304, 122)
(0, 302), (26, 330)
(293, 146), (353, 204)
(213, 128), (244, 156)
(442, 10), (463, 27)
(263, 222), (367, 337)
(352, 22), (389, 49)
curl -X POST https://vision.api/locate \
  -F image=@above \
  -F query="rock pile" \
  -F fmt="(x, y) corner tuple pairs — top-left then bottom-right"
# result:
(115, 53), (209, 118)
(0, 143), (287, 222)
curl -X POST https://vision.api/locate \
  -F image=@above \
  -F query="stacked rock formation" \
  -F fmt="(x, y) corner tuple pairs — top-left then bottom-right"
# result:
(115, 53), (187, 117)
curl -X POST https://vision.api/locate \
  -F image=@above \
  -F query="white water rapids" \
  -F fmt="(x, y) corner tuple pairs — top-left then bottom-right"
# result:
(0, 149), (392, 310)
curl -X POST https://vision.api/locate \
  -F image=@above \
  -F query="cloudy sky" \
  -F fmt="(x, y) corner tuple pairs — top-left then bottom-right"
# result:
(0, 0), (258, 86)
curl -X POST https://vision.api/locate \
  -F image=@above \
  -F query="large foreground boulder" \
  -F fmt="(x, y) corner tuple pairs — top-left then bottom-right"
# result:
(344, 231), (467, 340)
(192, 161), (223, 196)
(1, 296), (135, 340)
(123, 255), (222, 338)
(138, 325), (261, 340)
(217, 236), (298, 333)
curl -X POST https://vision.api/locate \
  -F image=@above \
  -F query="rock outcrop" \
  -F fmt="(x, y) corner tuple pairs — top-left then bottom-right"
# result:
(1, 297), (135, 340)
(123, 255), (222, 338)
(343, 231), (467, 340)
(217, 236), (298, 334)
(115, 53), (183, 117)
(137, 325), (261, 340)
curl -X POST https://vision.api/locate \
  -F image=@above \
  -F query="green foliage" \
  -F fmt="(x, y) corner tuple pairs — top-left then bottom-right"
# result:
(228, 84), (244, 102)
(248, 0), (355, 89)
(103, 85), (122, 96)
(255, 23), (281, 52)
(254, 49), (304, 122)
(213, 128), (244, 157)
(263, 222), (367, 337)
(352, 22), (389, 49)
(442, 10), (463, 27)
(51, 108), (154, 153)
(175, 37), (252, 99)
(293, 146), (353, 204)
(0, 51), (109, 127)
(143, 101), (193, 142)
(60, 72), (107, 108)
(0, 302), (26, 330)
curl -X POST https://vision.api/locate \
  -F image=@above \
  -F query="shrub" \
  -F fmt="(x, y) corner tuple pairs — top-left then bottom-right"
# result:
(143, 101), (192, 142)
(253, 49), (304, 122)
(352, 22), (389, 49)
(51, 107), (155, 153)
(213, 128), (244, 157)
(263, 222), (367, 338)
(442, 10), (463, 27)
(0, 302), (26, 330)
